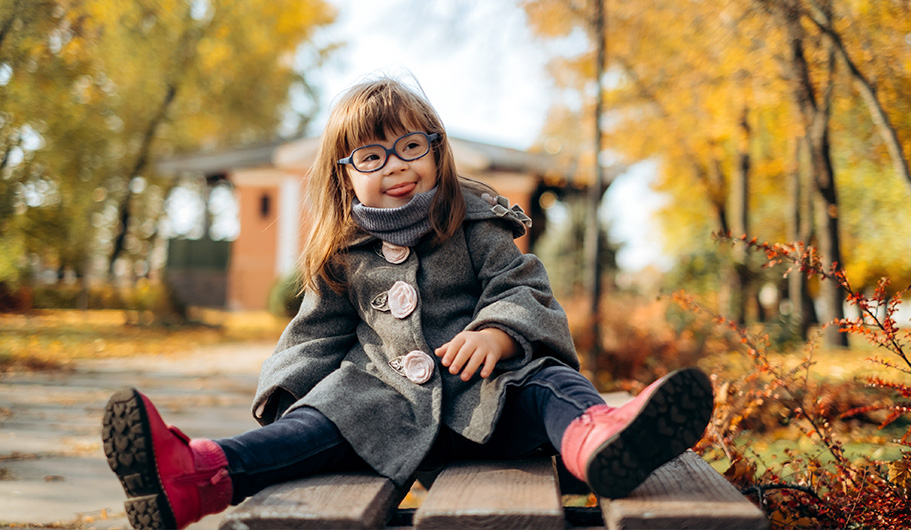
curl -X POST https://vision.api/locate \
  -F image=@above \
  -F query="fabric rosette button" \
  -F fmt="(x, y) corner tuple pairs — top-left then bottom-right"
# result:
(389, 350), (435, 384)
(381, 241), (410, 264)
(387, 281), (417, 319)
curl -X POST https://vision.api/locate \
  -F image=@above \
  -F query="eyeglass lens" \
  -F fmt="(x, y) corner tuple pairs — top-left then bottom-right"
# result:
(351, 132), (431, 172)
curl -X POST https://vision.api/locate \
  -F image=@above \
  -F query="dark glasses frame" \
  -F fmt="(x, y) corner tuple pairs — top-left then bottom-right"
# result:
(338, 132), (440, 173)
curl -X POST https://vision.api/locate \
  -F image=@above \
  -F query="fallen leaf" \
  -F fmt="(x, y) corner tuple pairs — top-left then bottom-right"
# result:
(888, 453), (911, 489)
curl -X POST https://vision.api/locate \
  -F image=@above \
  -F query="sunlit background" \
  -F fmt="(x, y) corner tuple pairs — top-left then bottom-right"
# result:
(2, 0), (911, 331)
(6, 3), (911, 526)
(163, 0), (665, 273)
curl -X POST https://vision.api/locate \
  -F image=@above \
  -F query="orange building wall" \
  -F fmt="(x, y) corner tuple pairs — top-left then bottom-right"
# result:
(227, 171), (533, 311)
(228, 185), (279, 311)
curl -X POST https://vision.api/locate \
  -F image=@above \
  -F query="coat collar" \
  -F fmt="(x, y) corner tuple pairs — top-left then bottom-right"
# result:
(344, 185), (532, 249)
(463, 190), (532, 239)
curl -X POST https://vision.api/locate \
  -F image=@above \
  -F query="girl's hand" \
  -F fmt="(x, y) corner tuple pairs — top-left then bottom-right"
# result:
(434, 328), (520, 381)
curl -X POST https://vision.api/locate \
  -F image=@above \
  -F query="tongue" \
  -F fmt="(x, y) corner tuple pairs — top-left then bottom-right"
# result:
(386, 183), (416, 197)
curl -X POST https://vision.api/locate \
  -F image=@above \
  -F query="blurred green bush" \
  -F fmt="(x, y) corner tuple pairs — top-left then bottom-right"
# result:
(23, 280), (185, 319)
(268, 275), (303, 319)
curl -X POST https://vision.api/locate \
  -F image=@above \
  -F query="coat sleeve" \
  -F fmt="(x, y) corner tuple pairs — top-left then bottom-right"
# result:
(252, 275), (359, 425)
(463, 219), (580, 371)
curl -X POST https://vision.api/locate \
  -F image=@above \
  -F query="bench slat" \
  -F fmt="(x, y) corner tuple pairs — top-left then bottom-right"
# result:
(600, 451), (768, 530)
(219, 471), (402, 530)
(413, 457), (564, 530)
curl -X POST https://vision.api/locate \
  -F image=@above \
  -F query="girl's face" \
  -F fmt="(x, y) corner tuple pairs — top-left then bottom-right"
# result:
(344, 130), (438, 209)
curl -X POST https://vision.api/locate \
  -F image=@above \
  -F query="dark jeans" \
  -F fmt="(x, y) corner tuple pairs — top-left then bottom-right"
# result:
(217, 365), (604, 504)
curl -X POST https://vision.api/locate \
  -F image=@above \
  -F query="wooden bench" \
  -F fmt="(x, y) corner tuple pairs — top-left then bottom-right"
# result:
(220, 394), (769, 530)
(220, 451), (767, 530)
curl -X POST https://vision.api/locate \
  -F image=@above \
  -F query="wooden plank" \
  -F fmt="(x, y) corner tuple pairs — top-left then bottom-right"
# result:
(413, 457), (564, 530)
(600, 450), (768, 530)
(220, 471), (402, 530)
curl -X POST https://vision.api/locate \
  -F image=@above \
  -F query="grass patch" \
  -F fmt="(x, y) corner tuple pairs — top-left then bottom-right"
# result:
(0, 309), (289, 372)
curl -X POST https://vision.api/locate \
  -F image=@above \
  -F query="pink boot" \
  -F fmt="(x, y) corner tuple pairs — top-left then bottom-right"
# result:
(102, 388), (232, 530)
(561, 367), (714, 499)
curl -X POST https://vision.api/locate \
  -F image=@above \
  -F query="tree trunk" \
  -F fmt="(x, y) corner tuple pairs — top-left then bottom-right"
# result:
(108, 84), (178, 276)
(781, 0), (847, 346)
(809, 123), (846, 345)
(583, 0), (606, 375)
(730, 107), (752, 324)
(788, 135), (817, 339)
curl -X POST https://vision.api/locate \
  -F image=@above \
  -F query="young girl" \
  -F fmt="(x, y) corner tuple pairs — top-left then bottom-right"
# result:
(101, 76), (715, 530)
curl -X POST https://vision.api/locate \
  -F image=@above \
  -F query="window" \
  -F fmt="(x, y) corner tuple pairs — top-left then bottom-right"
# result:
(260, 193), (271, 219)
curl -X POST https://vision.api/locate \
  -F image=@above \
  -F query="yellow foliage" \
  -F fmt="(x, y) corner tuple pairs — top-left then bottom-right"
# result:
(522, 0), (911, 282)
(521, 0), (582, 39)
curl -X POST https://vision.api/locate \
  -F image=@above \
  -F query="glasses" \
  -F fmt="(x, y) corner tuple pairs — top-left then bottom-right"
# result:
(338, 132), (439, 173)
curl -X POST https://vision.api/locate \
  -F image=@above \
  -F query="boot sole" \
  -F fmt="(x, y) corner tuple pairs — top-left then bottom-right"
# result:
(101, 387), (178, 530)
(585, 367), (714, 499)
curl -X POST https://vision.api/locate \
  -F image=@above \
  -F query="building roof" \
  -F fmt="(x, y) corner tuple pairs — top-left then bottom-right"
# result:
(157, 136), (569, 179)
(155, 140), (287, 175)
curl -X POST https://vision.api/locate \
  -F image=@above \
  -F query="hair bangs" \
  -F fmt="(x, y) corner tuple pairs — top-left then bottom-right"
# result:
(337, 81), (441, 156)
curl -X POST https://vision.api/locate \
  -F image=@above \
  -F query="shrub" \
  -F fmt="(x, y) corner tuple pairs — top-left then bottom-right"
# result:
(684, 234), (911, 529)
(268, 274), (303, 318)
(564, 293), (736, 391)
(26, 281), (184, 321)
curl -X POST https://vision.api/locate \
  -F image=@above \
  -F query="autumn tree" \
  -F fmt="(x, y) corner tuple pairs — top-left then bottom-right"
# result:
(0, 0), (335, 297)
(523, 0), (776, 324)
(766, 0), (847, 345)
(522, 0), (911, 346)
(750, 0), (911, 343)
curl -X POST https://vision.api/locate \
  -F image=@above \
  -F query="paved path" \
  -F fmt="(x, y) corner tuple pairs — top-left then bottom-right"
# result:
(0, 341), (275, 529)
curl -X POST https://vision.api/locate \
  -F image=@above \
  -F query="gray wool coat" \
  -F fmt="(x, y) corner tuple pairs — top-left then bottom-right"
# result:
(251, 190), (581, 486)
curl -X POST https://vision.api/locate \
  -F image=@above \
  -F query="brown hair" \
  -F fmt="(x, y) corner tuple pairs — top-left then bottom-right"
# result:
(301, 76), (466, 292)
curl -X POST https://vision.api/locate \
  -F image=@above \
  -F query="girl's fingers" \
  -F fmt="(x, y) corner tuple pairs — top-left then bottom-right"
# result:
(436, 331), (504, 380)
(434, 342), (450, 364)
(436, 337), (463, 367)
(460, 351), (487, 381)
(449, 343), (475, 375)
(479, 353), (498, 378)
